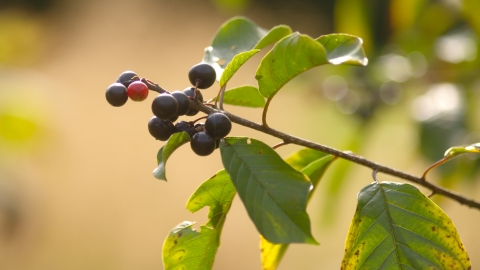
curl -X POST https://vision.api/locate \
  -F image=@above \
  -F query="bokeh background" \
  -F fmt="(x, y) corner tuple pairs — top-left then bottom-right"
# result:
(1, 0), (480, 269)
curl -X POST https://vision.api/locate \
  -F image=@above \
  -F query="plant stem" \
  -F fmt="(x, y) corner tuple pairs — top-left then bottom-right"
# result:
(141, 78), (168, 93)
(189, 101), (480, 210)
(218, 85), (226, 110)
(262, 98), (272, 128)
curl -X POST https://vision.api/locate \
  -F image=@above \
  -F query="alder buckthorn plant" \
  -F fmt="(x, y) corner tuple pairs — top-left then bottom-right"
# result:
(104, 17), (476, 269)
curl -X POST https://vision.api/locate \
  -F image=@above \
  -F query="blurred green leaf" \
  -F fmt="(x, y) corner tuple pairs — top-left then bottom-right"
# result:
(342, 182), (470, 269)
(444, 143), (480, 158)
(220, 49), (260, 87)
(212, 85), (265, 108)
(203, 17), (291, 80)
(220, 137), (317, 244)
(316, 34), (368, 66)
(162, 170), (236, 270)
(0, 112), (38, 143)
(153, 132), (190, 181)
(260, 153), (337, 270)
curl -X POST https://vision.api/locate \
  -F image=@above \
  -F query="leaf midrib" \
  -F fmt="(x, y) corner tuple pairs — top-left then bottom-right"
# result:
(226, 142), (309, 238)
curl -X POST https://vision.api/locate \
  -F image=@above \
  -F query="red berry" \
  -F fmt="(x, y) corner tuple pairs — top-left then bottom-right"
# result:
(127, 81), (149, 101)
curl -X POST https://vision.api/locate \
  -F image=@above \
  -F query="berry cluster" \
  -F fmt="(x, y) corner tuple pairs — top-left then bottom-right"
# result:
(105, 63), (231, 156)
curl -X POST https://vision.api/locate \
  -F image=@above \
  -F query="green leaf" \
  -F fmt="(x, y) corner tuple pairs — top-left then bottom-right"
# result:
(260, 153), (337, 270)
(212, 85), (266, 108)
(153, 132), (191, 181)
(256, 33), (329, 100)
(444, 142), (480, 158)
(342, 182), (471, 269)
(256, 32), (369, 100)
(284, 148), (329, 171)
(254, 25), (292, 50)
(162, 170), (236, 270)
(220, 49), (260, 87)
(220, 137), (317, 244)
(186, 169), (236, 230)
(203, 17), (292, 80)
(301, 154), (337, 192)
(316, 34), (368, 66)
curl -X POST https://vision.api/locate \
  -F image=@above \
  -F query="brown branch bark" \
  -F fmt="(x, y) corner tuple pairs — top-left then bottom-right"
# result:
(190, 100), (480, 210)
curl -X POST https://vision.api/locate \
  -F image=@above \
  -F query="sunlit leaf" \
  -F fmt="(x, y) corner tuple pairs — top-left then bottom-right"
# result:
(316, 34), (368, 66)
(284, 148), (329, 171)
(254, 25), (292, 50)
(342, 182), (471, 269)
(220, 137), (317, 244)
(153, 132), (190, 181)
(260, 234), (289, 270)
(301, 155), (337, 191)
(186, 169), (236, 229)
(162, 170), (236, 270)
(256, 32), (369, 100)
(212, 85), (266, 108)
(256, 33), (328, 100)
(444, 143), (480, 158)
(220, 49), (260, 87)
(203, 17), (291, 80)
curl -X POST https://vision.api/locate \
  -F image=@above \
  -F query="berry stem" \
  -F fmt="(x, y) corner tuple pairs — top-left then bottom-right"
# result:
(215, 85), (227, 110)
(141, 78), (168, 94)
(422, 156), (451, 180)
(192, 116), (208, 124)
(188, 100), (480, 210)
(194, 80), (200, 101)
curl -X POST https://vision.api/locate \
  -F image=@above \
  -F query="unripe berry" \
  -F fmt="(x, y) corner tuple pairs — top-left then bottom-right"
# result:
(105, 83), (128, 107)
(152, 93), (178, 120)
(148, 116), (175, 141)
(127, 81), (149, 101)
(188, 63), (216, 89)
(205, 113), (232, 139)
(190, 132), (216, 156)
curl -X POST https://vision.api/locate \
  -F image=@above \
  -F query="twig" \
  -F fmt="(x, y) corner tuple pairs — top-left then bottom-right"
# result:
(188, 101), (480, 210)
(272, 141), (290, 149)
(141, 78), (168, 94)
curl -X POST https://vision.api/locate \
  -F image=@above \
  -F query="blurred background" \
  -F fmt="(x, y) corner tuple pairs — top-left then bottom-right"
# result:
(0, 0), (479, 269)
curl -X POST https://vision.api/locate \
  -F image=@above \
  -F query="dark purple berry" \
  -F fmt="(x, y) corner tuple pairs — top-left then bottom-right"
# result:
(152, 93), (178, 120)
(190, 132), (216, 156)
(148, 116), (175, 141)
(117, 71), (138, 87)
(194, 123), (205, 133)
(205, 113), (232, 139)
(188, 63), (216, 89)
(175, 121), (196, 138)
(105, 83), (128, 107)
(171, 90), (190, 116)
(183, 87), (203, 116)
